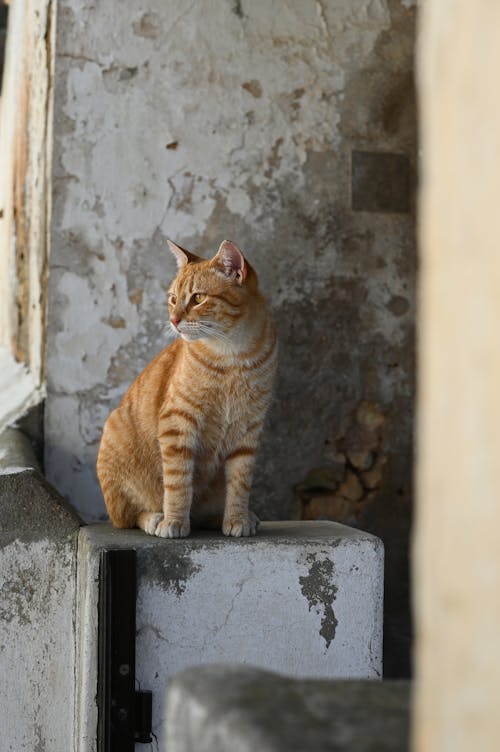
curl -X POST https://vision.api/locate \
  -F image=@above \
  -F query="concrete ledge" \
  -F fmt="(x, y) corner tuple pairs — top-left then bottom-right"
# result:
(0, 467), (81, 544)
(77, 520), (384, 750)
(166, 665), (410, 752)
(0, 463), (82, 752)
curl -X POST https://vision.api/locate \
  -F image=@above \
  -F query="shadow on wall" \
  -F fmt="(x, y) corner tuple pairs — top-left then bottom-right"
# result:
(292, 401), (387, 526)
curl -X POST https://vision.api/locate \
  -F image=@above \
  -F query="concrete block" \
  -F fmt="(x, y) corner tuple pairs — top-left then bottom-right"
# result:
(166, 665), (410, 752)
(0, 467), (81, 752)
(77, 520), (383, 750)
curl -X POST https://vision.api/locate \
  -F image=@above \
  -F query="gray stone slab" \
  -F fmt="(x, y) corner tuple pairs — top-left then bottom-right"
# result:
(0, 468), (82, 546)
(166, 665), (410, 752)
(77, 520), (384, 750)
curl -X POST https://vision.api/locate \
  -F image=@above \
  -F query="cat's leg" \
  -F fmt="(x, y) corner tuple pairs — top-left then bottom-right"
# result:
(156, 413), (197, 538)
(222, 445), (260, 537)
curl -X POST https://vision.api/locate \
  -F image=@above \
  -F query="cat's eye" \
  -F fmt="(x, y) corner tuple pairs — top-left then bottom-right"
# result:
(168, 293), (177, 305)
(192, 293), (207, 305)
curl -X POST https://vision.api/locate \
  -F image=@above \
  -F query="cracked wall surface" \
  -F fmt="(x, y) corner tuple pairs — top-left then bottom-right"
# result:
(45, 0), (416, 671)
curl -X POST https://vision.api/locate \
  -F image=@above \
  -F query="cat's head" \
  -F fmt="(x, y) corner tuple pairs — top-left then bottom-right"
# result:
(166, 239), (260, 345)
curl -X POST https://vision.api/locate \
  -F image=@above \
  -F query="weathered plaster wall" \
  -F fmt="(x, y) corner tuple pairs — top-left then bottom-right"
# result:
(46, 1), (416, 671)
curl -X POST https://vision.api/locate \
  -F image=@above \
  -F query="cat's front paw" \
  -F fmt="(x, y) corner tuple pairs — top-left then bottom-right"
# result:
(155, 518), (191, 538)
(223, 511), (260, 538)
(139, 512), (164, 536)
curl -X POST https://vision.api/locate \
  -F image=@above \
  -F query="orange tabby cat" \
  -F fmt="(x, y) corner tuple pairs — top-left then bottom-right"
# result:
(97, 239), (277, 538)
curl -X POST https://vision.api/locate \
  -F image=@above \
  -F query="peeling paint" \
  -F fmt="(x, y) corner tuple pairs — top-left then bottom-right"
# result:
(242, 80), (262, 98)
(102, 315), (127, 329)
(132, 12), (162, 38)
(299, 553), (338, 649)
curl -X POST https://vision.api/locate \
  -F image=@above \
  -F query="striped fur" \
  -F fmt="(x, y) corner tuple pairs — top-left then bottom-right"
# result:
(97, 240), (277, 538)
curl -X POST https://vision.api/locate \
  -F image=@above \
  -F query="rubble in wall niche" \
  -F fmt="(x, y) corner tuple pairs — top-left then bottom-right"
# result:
(292, 401), (387, 526)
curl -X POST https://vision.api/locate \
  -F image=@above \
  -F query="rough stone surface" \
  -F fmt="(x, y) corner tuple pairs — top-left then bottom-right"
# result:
(0, 468), (81, 546)
(45, 0), (416, 674)
(77, 520), (384, 750)
(166, 665), (410, 752)
(0, 468), (81, 752)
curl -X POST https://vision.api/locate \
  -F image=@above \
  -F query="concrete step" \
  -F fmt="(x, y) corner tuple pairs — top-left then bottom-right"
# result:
(166, 665), (409, 752)
(77, 520), (384, 750)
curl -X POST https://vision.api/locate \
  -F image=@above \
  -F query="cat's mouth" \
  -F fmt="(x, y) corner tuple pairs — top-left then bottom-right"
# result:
(179, 331), (201, 341)
(174, 323), (202, 342)
(172, 320), (228, 344)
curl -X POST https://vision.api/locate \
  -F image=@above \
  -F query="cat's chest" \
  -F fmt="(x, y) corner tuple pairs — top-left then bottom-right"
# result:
(174, 347), (275, 439)
(213, 369), (255, 425)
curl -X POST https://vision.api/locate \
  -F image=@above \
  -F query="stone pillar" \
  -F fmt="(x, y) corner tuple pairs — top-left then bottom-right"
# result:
(0, 448), (81, 752)
(415, 1), (500, 749)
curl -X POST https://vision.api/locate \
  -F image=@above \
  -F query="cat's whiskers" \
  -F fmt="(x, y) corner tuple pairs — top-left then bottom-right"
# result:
(198, 322), (236, 351)
(162, 323), (178, 340)
(197, 320), (229, 339)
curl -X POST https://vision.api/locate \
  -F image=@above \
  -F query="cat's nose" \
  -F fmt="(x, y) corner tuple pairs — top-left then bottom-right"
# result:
(171, 317), (181, 329)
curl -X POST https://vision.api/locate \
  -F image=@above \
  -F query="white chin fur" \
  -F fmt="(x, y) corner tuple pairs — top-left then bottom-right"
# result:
(179, 330), (201, 341)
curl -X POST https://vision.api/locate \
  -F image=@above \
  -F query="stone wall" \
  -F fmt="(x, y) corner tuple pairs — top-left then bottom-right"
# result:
(45, 0), (417, 673)
(166, 667), (410, 752)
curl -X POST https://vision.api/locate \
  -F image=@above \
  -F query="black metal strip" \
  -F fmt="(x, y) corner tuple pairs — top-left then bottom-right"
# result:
(98, 548), (137, 752)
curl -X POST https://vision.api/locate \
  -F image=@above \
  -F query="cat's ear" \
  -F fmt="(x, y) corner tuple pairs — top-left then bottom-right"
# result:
(167, 239), (201, 269)
(212, 240), (247, 284)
